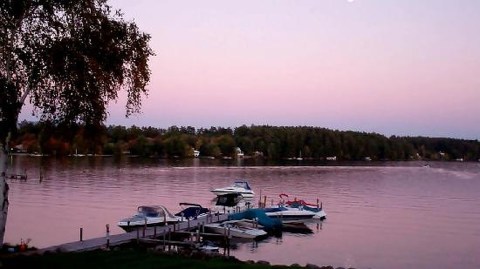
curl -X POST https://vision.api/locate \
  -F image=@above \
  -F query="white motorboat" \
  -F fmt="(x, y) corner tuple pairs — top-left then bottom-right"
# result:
(118, 205), (180, 232)
(279, 194), (327, 220)
(211, 181), (255, 198)
(204, 219), (267, 239)
(213, 192), (254, 214)
(262, 206), (317, 223)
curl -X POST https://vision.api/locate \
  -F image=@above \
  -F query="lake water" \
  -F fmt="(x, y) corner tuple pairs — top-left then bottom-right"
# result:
(5, 156), (480, 269)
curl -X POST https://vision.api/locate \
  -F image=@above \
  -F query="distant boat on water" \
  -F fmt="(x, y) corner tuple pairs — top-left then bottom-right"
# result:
(70, 148), (85, 157)
(29, 152), (47, 157)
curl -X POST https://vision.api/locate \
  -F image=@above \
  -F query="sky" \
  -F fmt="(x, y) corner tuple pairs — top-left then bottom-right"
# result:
(20, 0), (480, 139)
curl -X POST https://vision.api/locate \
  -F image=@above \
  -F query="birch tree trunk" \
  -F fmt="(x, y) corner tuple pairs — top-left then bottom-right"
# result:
(0, 139), (10, 246)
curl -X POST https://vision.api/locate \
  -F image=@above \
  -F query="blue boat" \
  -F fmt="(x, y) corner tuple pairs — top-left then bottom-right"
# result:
(229, 208), (282, 230)
(174, 203), (210, 220)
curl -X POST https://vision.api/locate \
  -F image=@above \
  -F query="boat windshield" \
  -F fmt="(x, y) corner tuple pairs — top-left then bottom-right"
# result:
(215, 193), (243, 206)
(138, 206), (175, 218)
(234, 181), (251, 190)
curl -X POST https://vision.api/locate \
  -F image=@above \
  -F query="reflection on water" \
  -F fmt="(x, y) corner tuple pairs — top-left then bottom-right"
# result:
(5, 156), (480, 269)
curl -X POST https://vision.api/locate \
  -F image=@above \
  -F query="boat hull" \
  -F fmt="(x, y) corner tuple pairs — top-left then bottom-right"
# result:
(313, 209), (327, 220)
(117, 205), (181, 232)
(211, 189), (254, 198)
(211, 181), (255, 198)
(263, 207), (317, 223)
(204, 221), (267, 239)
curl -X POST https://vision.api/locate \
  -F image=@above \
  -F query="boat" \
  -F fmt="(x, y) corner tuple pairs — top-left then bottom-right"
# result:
(281, 222), (314, 234)
(229, 208), (282, 231)
(29, 152), (48, 157)
(285, 201), (327, 220)
(213, 192), (253, 214)
(204, 219), (268, 239)
(296, 150), (303, 161)
(118, 205), (180, 232)
(196, 240), (219, 253)
(211, 181), (255, 198)
(174, 203), (210, 220)
(214, 192), (245, 207)
(278, 194), (327, 220)
(262, 206), (317, 223)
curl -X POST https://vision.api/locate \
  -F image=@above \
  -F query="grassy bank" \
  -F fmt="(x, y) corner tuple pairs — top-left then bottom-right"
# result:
(0, 248), (340, 269)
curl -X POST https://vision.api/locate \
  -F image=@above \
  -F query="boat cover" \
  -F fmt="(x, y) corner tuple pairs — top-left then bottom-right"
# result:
(175, 206), (209, 219)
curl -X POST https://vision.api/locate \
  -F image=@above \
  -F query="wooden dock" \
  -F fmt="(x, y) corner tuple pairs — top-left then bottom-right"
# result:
(36, 213), (229, 254)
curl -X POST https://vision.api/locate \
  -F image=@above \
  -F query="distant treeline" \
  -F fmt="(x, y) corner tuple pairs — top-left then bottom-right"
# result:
(9, 121), (480, 161)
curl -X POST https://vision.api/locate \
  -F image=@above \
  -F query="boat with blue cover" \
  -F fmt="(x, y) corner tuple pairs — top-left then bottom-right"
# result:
(174, 203), (210, 220)
(229, 208), (282, 231)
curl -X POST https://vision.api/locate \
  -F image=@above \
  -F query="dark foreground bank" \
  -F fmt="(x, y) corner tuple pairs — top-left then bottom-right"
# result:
(0, 247), (354, 269)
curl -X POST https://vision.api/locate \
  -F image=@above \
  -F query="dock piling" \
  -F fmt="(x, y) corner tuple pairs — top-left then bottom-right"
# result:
(106, 224), (110, 248)
(223, 226), (227, 256)
(143, 218), (147, 237)
(228, 227), (231, 256)
(163, 230), (166, 250)
(196, 224), (200, 242)
(168, 228), (171, 251)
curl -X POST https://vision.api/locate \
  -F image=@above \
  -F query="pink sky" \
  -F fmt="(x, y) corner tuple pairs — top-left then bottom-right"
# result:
(20, 0), (480, 139)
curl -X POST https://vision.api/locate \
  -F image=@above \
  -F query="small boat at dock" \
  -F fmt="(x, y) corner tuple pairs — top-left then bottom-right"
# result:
(118, 205), (180, 232)
(284, 200), (327, 220)
(229, 208), (282, 231)
(196, 240), (220, 253)
(174, 203), (211, 221)
(277, 193), (327, 220)
(213, 192), (254, 214)
(262, 206), (317, 223)
(204, 219), (268, 239)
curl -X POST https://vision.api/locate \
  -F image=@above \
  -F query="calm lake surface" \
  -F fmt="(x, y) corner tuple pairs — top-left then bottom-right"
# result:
(5, 156), (480, 269)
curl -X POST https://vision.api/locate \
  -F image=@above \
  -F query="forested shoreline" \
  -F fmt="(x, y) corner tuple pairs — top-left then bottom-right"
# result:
(9, 121), (480, 162)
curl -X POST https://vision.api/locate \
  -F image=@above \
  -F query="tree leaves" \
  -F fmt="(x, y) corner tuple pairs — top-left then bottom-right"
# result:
(0, 0), (154, 128)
